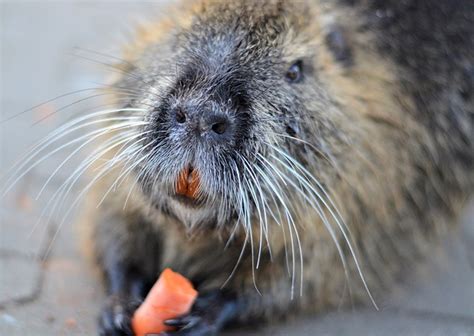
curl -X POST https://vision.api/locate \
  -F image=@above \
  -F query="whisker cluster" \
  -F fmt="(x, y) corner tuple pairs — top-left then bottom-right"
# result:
(1, 104), (152, 257)
(223, 135), (376, 306)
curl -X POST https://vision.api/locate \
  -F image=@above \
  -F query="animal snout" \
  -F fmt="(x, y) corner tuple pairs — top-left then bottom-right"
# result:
(173, 104), (233, 143)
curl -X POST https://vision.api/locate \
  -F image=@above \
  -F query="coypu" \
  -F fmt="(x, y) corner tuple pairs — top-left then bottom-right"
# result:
(73, 0), (473, 334)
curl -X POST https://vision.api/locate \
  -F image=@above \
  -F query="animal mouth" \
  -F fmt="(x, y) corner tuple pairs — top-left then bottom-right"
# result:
(173, 165), (202, 206)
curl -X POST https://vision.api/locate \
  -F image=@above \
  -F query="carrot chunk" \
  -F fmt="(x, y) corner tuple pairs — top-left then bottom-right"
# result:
(132, 268), (198, 336)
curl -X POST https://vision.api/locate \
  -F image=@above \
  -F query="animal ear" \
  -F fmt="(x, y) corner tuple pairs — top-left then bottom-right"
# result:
(324, 24), (353, 67)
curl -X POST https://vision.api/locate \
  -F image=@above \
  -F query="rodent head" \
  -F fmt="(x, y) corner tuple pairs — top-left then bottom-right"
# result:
(114, 1), (355, 231)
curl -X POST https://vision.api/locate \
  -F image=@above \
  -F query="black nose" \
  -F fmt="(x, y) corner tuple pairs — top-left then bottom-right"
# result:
(205, 114), (229, 135)
(174, 106), (231, 140)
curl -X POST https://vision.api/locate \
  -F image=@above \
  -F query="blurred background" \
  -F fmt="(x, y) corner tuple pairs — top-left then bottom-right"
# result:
(0, 1), (473, 335)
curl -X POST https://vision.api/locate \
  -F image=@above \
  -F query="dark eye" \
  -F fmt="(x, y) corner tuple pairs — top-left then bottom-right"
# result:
(285, 60), (303, 83)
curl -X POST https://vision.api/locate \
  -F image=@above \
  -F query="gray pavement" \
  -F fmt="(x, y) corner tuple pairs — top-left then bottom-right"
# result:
(1, 1), (473, 335)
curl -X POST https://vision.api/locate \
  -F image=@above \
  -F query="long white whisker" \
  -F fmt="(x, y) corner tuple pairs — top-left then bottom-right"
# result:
(273, 133), (339, 169)
(269, 144), (354, 246)
(254, 153), (302, 298)
(1, 108), (146, 186)
(254, 156), (291, 275)
(38, 131), (145, 257)
(2, 119), (147, 196)
(259, 153), (342, 299)
(33, 131), (143, 233)
(96, 140), (156, 208)
(0, 87), (133, 123)
(247, 158), (274, 265)
(28, 131), (137, 237)
(36, 122), (149, 199)
(264, 144), (377, 308)
(240, 156), (270, 269)
(32, 92), (140, 126)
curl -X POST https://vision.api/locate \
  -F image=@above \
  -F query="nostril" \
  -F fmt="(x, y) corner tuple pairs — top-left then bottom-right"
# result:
(211, 120), (228, 135)
(175, 107), (186, 123)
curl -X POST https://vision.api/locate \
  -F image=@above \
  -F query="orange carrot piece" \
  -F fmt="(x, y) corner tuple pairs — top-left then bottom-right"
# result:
(132, 268), (198, 336)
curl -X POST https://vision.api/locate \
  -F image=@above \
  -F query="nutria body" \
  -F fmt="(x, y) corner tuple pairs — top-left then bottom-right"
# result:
(86, 0), (474, 334)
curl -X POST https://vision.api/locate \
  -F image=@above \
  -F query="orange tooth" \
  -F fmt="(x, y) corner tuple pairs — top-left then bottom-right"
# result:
(176, 169), (189, 196)
(176, 167), (200, 199)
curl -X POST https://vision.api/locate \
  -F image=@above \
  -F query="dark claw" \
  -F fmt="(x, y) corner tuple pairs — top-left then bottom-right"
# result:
(160, 321), (217, 336)
(161, 290), (239, 336)
(164, 315), (201, 329)
(98, 295), (142, 336)
(164, 318), (183, 328)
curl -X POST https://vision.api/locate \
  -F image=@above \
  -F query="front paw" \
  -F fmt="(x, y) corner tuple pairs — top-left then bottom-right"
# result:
(162, 291), (239, 336)
(98, 295), (142, 336)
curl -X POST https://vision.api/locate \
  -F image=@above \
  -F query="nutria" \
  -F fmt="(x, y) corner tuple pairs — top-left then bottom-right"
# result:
(76, 0), (473, 334)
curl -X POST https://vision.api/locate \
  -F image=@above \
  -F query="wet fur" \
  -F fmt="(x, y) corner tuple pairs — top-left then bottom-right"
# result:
(84, 0), (474, 333)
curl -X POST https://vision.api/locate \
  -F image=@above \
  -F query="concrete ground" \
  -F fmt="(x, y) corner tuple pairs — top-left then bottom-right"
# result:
(0, 1), (473, 335)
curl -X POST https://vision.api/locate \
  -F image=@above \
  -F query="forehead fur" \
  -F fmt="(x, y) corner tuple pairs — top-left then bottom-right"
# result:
(122, 0), (316, 67)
